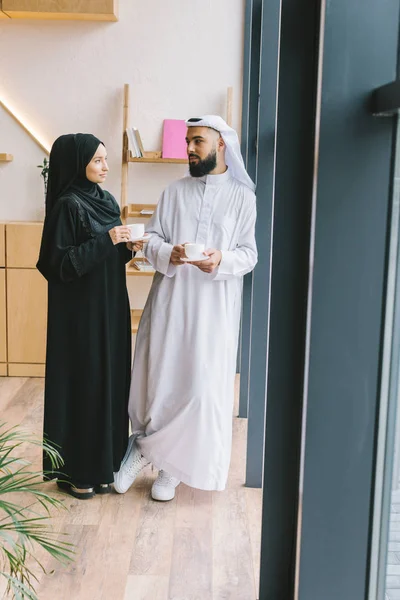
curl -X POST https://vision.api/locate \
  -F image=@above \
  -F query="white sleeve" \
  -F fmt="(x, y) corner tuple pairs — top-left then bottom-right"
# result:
(213, 197), (258, 281)
(144, 191), (177, 278)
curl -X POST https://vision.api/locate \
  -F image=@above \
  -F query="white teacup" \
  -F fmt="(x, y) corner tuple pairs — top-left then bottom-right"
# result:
(184, 243), (205, 260)
(128, 223), (145, 240)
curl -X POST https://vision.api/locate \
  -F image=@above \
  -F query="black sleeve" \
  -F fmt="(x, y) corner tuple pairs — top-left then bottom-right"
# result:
(36, 198), (115, 283)
(118, 243), (135, 264)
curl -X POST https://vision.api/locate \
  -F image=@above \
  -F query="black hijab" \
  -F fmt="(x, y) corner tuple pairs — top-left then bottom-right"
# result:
(45, 133), (121, 233)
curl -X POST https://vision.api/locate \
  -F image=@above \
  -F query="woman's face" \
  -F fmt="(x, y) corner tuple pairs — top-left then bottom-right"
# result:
(86, 143), (109, 183)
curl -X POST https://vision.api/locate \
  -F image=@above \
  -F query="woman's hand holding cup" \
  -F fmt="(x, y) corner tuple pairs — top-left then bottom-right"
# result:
(127, 240), (144, 252)
(126, 224), (146, 253)
(109, 225), (131, 245)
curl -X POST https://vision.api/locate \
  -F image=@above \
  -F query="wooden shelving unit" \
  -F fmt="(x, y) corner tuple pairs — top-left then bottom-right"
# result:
(120, 82), (190, 285)
(123, 203), (156, 220)
(0, 154), (13, 162)
(131, 309), (143, 334)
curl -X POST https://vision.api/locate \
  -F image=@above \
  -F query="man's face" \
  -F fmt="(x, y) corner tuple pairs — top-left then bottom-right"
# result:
(186, 127), (219, 177)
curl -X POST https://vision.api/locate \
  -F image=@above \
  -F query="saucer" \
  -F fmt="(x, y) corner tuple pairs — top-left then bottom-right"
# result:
(130, 233), (152, 242)
(181, 255), (208, 262)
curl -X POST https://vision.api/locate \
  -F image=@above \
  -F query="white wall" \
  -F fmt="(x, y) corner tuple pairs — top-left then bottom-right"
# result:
(0, 0), (245, 307)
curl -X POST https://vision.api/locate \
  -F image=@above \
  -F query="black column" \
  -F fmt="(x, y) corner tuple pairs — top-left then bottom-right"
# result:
(239, 0), (262, 421)
(297, 0), (400, 598)
(258, 0), (321, 595)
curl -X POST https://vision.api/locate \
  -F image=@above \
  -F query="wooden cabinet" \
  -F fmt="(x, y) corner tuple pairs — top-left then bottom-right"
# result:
(6, 222), (43, 268)
(2, 0), (118, 20)
(0, 224), (5, 267)
(3, 222), (46, 377)
(0, 225), (5, 375)
(7, 269), (47, 366)
(0, 269), (6, 370)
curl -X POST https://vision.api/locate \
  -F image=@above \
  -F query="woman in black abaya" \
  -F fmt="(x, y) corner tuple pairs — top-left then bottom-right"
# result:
(37, 133), (141, 499)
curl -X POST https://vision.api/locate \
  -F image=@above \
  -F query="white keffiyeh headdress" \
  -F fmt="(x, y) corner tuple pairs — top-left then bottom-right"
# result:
(185, 115), (255, 192)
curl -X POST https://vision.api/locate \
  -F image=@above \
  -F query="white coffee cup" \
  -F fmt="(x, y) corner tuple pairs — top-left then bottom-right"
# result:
(128, 223), (145, 240)
(184, 243), (205, 260)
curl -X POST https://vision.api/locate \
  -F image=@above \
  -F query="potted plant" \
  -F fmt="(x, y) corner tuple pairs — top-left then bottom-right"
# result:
(37, 158), (49, 197)
(37, 157), (49, 219)
(0, 423), (74, 599)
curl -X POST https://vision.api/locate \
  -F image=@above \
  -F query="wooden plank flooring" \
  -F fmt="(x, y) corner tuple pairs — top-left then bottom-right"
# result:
(0, 377), (262, 600)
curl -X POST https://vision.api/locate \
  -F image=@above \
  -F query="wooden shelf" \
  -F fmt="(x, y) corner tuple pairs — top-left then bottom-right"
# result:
(126, 259), (155, 277)
(0, 154), (13, 162)
(131, 309), (143, 334)
(128, 155), (187, 165)
(1, 0), (118, 21)
(124, 204), (156, 219)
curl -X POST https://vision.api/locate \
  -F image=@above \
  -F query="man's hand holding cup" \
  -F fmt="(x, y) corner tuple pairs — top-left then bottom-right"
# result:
(183, 242), (222, 273)
(170, 245), (187, 266)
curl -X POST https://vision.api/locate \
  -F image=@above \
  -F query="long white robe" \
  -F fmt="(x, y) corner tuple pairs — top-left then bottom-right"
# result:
(128, 169), (257, 491)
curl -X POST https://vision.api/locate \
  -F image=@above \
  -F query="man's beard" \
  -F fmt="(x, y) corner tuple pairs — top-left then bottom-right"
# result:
(189, 148), (217, 177)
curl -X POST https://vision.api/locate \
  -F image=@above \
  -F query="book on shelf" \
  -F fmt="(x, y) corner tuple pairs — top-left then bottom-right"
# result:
(162, 119), (187, 159)
(133, 128), (145, 156)
(126, 127), (142, 158)
(131, 260), (155, 272)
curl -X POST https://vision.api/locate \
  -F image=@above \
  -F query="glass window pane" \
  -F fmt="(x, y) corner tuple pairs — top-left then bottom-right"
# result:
(369, 115), (400, 600)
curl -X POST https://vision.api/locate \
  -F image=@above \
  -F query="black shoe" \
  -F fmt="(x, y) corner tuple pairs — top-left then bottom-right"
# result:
(57, 480), (95, 500)
(94, 483), (112, 495)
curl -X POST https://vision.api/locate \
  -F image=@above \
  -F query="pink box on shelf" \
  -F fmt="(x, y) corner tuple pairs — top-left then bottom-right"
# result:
(162, 119), (188, 159)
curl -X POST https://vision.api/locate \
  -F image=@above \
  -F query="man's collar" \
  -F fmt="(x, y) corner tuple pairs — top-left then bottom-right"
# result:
(198, 167), (231, 186)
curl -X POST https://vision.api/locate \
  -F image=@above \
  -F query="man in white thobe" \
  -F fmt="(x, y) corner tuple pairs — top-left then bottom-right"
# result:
(114, 115), (257, 501)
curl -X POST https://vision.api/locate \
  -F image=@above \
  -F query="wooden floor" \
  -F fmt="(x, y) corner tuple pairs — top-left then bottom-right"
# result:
(0, 377), (262, 600)
(386, 490), (400, 599)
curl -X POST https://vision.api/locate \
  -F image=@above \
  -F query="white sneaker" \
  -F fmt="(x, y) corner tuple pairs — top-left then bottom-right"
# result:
(113, 435), (149, 494)
(151, 470), (180, 501)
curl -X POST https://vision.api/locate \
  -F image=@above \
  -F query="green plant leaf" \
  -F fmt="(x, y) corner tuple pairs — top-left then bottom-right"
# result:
(0, 423), (74, 599)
